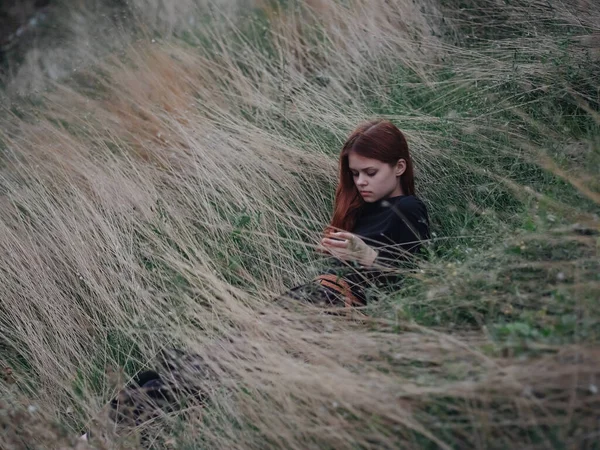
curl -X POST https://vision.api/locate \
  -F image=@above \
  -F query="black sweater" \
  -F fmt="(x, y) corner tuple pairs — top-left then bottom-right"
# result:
(353, 194), (430, 263)
(320, 194), (430, 301)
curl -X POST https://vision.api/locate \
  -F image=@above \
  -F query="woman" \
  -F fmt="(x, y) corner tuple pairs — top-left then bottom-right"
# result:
(282, 118), (430, 308)
(85, 119), (430, 441)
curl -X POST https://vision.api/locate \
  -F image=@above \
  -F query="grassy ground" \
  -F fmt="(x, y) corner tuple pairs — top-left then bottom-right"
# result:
(0, 0), (599, 448)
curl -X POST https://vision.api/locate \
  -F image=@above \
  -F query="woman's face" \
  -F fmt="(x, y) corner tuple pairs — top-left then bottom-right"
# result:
(348, 152), (406, 202)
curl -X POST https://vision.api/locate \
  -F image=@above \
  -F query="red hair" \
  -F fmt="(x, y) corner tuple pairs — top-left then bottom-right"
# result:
(324, 119), (415, 235)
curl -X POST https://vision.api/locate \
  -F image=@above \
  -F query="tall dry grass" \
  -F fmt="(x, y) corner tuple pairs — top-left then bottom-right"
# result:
(0, 0), (599, 448)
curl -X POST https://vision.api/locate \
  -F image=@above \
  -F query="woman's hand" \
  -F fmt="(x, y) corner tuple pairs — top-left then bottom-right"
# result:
(317, 231), (378, 267)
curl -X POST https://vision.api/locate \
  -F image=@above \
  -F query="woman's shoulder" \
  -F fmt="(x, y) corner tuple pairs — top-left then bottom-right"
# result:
(387, 195), (428, 214)
(387, 195), (430, 236)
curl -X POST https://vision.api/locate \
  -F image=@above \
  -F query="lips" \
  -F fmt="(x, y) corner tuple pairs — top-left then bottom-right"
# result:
(360, 191), (372, 195)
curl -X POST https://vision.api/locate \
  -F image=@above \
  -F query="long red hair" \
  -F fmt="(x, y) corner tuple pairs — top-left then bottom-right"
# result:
(324, 119), (415, 235)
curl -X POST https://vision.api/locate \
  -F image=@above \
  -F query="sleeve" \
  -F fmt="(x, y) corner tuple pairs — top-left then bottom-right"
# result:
(371, 197), (430, 269)
(314, 198), (430, 295)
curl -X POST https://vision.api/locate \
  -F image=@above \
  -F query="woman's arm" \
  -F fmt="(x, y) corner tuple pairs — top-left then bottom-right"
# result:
(363, 197), (431, 269)
(358, 246), (379, 268)
(319, 196), (429, 269)
(319, 232), (379, 267)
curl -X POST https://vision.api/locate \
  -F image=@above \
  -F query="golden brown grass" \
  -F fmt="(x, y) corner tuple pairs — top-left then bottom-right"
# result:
(0, 0), (599, 449)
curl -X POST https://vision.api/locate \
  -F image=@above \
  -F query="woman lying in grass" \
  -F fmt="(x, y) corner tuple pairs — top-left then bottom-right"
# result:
(82, 119), (431, 442)
(283, 118), (431, 308)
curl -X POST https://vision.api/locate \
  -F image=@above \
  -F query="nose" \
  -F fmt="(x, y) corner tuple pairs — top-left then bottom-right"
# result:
(356, 174), (368, 187)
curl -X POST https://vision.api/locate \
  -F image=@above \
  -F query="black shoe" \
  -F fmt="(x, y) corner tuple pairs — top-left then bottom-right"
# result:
(109, 371), (176, 427)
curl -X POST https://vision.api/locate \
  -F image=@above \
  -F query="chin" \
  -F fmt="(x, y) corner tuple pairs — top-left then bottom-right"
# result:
(362, 195), (379, 202)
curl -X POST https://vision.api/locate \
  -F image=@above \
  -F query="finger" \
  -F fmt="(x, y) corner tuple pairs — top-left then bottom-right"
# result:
(334, 232), (353, 239)
(323, 238), (348, 248)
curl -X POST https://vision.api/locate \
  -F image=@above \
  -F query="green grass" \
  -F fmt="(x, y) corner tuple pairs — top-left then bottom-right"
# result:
(0, 0), (599, 448)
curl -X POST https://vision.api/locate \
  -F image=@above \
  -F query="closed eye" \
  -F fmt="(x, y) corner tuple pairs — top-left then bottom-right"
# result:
(352, 172), (377, 177)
